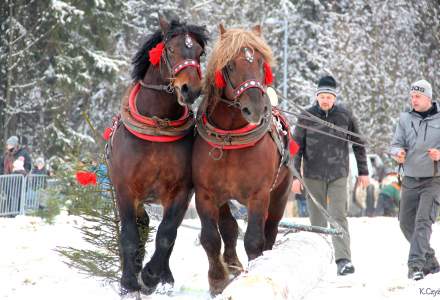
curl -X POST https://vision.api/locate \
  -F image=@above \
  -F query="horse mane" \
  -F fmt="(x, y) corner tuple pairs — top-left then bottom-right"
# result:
(204, 28), (275, 100)
(131, 20), (209, 82)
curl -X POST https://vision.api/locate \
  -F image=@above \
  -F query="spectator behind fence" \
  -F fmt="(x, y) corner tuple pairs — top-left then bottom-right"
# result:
(31, 157), (50, 176)
(0, 136), (32, 175)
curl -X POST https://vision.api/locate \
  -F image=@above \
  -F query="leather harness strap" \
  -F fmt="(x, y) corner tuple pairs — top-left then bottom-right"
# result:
(120, 83), (195, 142)
(196, 95), (271, 150)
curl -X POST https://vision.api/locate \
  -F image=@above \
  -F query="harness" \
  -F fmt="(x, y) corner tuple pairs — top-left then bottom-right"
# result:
(196, 92), (296, 176)
(121, 82), (195, 142)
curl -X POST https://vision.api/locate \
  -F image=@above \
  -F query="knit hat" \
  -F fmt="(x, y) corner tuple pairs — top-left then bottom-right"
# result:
(316, 75), (337, 97)
(6, 136), (19, 148)
(36, 157), (45, 165)
(411, 79), (432, 99)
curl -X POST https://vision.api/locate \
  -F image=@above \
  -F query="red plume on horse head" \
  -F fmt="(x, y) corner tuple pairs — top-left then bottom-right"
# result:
(149, 42), (165, 66)
(263, 62), (273, 85)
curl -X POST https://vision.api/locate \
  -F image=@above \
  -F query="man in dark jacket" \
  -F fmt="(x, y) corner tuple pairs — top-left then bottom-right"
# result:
(0, 136), (32, 175)
(292, 75), (369, 275)
(390, 79), (440, 281)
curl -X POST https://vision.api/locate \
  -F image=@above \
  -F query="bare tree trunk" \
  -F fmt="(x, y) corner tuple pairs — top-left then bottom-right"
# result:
(4, 0), (14, 142)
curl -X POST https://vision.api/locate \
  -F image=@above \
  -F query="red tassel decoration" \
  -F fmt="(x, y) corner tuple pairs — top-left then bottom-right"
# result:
(263, 62), (273, 85)
(214, 70), (226, 88)
(102, 127), (112, 141)
(76, 171), (97, 186)
(289, 139), (300, 156)
(148, 42), (165, 66)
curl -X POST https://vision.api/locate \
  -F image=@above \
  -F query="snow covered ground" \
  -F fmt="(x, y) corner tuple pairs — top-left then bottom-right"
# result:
(0, 213), (439, 300)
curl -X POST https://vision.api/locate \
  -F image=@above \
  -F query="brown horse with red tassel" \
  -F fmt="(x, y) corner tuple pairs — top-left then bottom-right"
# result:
(106, 16), (208, 295)
(193, 24), (297, 295)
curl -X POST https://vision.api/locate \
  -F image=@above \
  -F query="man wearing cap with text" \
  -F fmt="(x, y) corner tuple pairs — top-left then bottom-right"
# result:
(390, 79), (440, 281)
(292, 75), (369, 275)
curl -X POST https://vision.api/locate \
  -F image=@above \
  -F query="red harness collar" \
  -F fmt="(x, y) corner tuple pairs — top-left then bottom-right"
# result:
(201, 114), (262, 149)
(124, 83), (192, 142)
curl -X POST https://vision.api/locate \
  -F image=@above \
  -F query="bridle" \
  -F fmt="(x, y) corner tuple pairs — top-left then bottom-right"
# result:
(140, 33), (202, 94)
(217, 47), (267, 110)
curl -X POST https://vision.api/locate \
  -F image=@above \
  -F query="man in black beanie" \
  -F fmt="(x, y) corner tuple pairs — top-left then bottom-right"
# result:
(292, 75), (369, 275)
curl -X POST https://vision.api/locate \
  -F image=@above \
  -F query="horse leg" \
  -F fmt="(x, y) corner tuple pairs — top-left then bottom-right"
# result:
(244, 194), (270, 261)
(196, 191), (229, 296)
(140, 189), (191, 292)
(265, 175), (292, 250)
(117, 188), (142, 293)
(218, 203), (243, 277)
(135, 204), (150, 274)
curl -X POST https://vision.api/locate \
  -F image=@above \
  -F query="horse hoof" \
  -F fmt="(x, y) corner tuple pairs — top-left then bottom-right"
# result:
(120, 291), (141, 300)
(227, 264), (244, 278)
(209, 277), (232, 296)
(155, 282), (174, 295)
(120, 275), (141, 294)
(138, 269), (159, 295)
(160, 270), (175, 285)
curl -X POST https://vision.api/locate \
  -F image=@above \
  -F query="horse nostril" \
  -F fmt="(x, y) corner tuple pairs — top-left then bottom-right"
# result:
(264, 106), (269, 114)
(242, 107), (251, 116)
(181, 84), (189, 96)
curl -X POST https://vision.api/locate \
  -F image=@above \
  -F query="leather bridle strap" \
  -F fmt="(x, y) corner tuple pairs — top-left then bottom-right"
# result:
(138, 80), (174, 94)
(163, 48), (202, 78)
(172, 59), (202, 78)
(233, 79), (265, 99)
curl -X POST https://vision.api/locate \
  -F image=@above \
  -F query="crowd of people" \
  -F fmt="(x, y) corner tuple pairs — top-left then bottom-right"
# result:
(0, 135), (49, 176)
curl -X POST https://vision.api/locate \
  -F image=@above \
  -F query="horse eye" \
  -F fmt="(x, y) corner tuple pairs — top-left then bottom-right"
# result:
(227, 64), (234, 72)
(167, 46), (174, 53)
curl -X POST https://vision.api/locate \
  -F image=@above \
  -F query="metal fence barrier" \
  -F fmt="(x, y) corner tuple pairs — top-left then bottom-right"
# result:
(0, 174), (48, 217)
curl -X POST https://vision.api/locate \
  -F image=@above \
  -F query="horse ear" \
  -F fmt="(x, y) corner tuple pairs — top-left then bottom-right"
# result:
(158, 15), (170, 35)
(252, 24), (262, 36)
(219, 23), (226, 37)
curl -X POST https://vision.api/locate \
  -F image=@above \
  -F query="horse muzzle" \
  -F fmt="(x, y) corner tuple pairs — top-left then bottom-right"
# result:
(175, 84), (201, 106)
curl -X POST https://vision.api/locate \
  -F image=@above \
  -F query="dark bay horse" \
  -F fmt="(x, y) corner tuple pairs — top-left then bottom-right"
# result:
(193, 24), (294, 295)
(107, 17), (208, 295)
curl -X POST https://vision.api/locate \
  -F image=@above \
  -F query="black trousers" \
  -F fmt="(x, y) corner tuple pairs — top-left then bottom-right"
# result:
(399, 176), (440, 268)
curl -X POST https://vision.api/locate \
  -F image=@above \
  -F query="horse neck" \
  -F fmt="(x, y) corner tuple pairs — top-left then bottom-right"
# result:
(136, 66), (183, 120)
(207, 98), (249, 130)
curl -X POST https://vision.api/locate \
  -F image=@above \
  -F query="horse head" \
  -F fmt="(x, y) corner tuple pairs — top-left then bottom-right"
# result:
(159, 16), (208, 105)
(132, 16), (209, 106)
(207, 24), (274, 125)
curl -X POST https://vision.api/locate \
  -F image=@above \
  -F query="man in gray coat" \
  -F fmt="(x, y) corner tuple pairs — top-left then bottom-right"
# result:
(390, 79), (440, 281)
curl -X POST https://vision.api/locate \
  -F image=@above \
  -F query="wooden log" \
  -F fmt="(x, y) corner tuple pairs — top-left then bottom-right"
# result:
(219, 232), (333, 300)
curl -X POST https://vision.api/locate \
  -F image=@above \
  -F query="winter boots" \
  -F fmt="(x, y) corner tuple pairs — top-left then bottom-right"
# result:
(423, 253), (440, 276)
(336, 259), (355, 275)
(408, 266), (424, 281)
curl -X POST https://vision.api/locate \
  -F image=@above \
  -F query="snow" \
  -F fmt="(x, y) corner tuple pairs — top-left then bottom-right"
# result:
(51, 0), (84, 24)
(0, 214), (439, 300)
